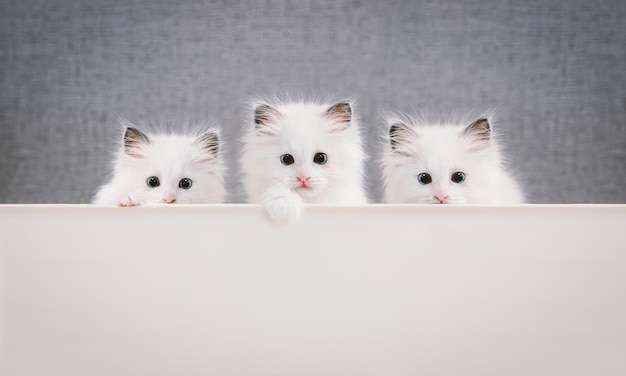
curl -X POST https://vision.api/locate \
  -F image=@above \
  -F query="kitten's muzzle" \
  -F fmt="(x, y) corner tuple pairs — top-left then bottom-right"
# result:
(434, 194), (449, 204)
(297, 176), (311, 188)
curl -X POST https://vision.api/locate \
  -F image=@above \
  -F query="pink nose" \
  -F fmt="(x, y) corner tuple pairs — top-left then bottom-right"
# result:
(163, 194), (177, 204)
(434, 195), (448, 204)
(297, 176), (310, 183)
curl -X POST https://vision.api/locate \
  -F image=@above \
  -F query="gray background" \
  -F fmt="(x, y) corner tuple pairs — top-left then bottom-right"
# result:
(1, 0), (624, 204)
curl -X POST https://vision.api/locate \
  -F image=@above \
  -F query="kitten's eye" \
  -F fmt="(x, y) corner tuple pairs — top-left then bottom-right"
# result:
(417, 173), (432, 185)
(146, 176), (160, 188)
(313, 152), (327, 165)
(280, 154), (295, 166)
(451, 171), (466, 183)
(179, 178), (193, 189)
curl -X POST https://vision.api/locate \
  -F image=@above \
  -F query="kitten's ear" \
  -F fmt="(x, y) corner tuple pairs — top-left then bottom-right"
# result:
(324, 101), (352, 132)
(195, 131), (219, 157)
(124, 127), (150, 158)
(389, 122), (414, 151)
(464, 118), (491, 151)
(254, 104), (282, 128)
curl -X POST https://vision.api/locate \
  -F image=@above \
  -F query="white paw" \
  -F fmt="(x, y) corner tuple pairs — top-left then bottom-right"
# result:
(119, 195), (140, 207)
(262, 186), (303, 227)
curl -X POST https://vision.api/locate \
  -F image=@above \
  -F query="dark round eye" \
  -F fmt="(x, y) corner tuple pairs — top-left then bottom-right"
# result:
(451, 171), (466, 183)
(280, 154), (294, 165)
(146, 176), (160, 188)
(417, 173), (432, 185)
(179, 178), (193, 189)
(313, 152), (327, 165)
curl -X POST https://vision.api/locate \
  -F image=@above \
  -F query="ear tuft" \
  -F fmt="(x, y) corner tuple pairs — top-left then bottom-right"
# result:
(324, 101), (352, 133)
(196, 131), (219, 157)
(123, 127), (150, 158)
(254, 104), (282, 128)
(389, 122), (413, 151)
(325, 101), (352, 123)
(464, 118), (491, 151)
(389, 123), (403, 150)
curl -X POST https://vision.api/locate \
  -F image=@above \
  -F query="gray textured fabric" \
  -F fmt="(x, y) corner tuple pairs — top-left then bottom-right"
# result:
(1, 0), (624, 203)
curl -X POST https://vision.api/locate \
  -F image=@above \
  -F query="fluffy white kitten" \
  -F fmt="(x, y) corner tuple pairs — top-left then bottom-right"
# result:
(93, 124), (226, 206)
(240, 99), (368, 225)
(381, 114), (524, 204)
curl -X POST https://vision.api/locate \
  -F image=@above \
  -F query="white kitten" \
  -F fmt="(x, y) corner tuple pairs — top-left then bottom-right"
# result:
(240, 99), (368, 225)
(381, 114), (524, 204)
(93, 124), (226, 206)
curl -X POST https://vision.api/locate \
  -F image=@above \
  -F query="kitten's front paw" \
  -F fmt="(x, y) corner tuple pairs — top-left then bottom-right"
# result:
(119, 195), (140, 207)
(262, 188), (303, 227)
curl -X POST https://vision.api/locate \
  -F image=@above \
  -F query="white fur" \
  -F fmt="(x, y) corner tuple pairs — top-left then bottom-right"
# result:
(93, 124), (226, 206)
(381, 114), (524, 204)
(240, 98), (368, 225)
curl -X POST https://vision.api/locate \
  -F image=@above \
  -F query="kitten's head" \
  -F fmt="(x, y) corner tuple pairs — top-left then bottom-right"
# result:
(382, 115), (502, 204)
(116, 126), (225, 204)
(243, 99), (364, 201)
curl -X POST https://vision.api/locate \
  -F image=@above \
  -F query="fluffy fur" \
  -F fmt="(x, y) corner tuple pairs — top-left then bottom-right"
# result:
(93, 122), (226, 206)
(381, 114), (524, 204)
(240, 98), (368, 225)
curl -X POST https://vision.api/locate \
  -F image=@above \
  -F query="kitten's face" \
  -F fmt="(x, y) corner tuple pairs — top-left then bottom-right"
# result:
(384, 118), (496, 204)
(119, 128), (223, 204)
(249, 102), (358, 200)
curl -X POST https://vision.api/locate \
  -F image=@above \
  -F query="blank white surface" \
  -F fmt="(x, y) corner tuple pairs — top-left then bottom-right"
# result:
(1, 205), (625, 376)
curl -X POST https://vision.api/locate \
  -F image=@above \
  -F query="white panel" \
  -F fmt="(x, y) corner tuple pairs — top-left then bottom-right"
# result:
(1, 205), (625, 375)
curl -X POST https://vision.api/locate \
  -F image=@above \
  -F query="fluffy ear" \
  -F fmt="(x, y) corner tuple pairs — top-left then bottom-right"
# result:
(324, 101), (352, 132)
(254, 104), (282, 128)
(124, 127), (150, 158)
(389, 121), (414, 151)
(464, 118), (491, 151)
(195, 131), (219, 157)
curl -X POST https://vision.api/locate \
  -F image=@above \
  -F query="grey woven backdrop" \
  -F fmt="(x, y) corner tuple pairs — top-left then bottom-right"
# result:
(1, 0), (624, 203)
